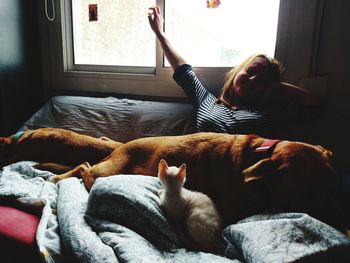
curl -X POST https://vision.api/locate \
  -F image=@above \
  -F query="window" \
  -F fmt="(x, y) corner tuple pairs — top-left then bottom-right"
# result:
(165, 0), (280, 67)
(41, 0), (323, 98)
(72, 0), (156, 70)
(70, 0), (279, 70)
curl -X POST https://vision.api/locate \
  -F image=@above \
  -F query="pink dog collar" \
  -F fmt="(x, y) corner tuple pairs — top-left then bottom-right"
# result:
(255, 139), (281, 153)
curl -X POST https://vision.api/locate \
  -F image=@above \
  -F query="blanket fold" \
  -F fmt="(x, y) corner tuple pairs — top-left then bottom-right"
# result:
(85, 175), (179, 250)
(57, 178), (118, 263)
(224, 213), (350, 262)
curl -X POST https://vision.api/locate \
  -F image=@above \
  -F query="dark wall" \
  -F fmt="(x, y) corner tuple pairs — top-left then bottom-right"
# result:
(307, 0), (350, 172)
(0, 0), (43, 136)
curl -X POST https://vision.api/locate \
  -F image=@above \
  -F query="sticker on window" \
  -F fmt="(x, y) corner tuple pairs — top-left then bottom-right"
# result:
(89, 4), (98, 22)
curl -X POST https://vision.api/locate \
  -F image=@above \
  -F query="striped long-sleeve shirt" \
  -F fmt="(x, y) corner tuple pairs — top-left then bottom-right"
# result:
(173, 64), (281, 138)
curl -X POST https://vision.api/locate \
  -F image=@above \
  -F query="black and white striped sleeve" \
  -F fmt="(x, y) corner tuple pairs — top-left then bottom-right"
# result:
(173, 64), (209, 108)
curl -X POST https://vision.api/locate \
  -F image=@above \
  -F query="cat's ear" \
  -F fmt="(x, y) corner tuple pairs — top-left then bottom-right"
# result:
(158, 159), (168, 181)
(178, 163), (187, 183)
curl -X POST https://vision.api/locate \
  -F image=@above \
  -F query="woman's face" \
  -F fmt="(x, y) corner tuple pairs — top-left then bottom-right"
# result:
(231, 57), (271, 101)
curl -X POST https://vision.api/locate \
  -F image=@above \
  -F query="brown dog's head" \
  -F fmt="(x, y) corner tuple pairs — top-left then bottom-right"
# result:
(242, 140), (346, 231)
(243, 141), (334, 184)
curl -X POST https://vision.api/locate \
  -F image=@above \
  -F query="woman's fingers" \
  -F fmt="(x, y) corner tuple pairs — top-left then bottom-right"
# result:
(148, 6), (161, 19)
(148, 7), (154, 18)
(148, 6), (159, 17)
(155, 6), (161, 15)
(147, 6), (163, 34)
(148, 7), (156, 28)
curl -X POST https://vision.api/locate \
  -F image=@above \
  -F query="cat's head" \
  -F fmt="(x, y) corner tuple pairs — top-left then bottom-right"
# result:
(158, 159), (186, 189)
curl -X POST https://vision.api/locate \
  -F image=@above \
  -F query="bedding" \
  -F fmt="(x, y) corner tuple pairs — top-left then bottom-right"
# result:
(0, 162), (349, 262)
(20, 96), (195, 142)
(1, 95), (350, 262)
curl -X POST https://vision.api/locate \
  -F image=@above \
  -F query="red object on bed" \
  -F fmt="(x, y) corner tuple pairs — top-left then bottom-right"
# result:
(0, 205), (41, 262)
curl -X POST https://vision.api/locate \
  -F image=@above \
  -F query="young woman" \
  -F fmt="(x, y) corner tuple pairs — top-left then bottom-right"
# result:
(148, 6), (315, 137)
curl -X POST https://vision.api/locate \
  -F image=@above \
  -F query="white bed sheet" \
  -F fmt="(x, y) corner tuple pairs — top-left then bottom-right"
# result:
(21, 96), (195, 142)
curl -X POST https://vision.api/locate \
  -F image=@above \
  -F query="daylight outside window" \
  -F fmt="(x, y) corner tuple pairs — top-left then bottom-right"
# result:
(72, 0), (156, 67)
(71, 0), (280, 69)
(165, 0), (280, 67)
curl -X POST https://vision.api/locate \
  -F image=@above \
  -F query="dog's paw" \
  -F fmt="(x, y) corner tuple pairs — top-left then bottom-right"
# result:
(83, 162), (92, 169)
(47, 175), (60, 184)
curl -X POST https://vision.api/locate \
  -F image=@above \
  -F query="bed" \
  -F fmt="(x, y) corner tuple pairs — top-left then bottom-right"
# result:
(1, 95), (349, 263)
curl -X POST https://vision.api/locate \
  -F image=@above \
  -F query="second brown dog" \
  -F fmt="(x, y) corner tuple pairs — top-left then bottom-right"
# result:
(0, 128), (122, 172)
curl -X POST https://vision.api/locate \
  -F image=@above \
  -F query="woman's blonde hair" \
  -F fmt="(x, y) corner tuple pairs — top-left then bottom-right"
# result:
(217, 53), (283, 107)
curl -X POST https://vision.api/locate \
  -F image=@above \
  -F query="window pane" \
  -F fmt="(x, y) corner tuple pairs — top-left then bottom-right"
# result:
(165, 0), (280, 67)
(72, 0), (156, 67)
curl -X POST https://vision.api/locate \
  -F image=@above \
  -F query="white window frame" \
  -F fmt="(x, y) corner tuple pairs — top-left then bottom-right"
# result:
(38, 0), (324, 99)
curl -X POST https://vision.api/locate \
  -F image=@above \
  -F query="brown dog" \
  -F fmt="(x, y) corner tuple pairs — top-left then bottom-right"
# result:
(48, 132), (347, 232)
(0, 128), (122, 172)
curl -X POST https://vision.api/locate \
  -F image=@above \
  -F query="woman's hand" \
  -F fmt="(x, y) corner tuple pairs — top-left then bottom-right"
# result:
(260, 81), (313, 107)
(278, 82), (316, 106)
(148, 6), (164, 37)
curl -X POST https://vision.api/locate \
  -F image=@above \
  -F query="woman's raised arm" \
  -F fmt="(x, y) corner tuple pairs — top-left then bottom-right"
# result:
(148, 6), (187, 71)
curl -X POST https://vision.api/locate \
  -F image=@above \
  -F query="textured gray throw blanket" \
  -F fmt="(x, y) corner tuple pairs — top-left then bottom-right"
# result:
(1, 161), (350, 263)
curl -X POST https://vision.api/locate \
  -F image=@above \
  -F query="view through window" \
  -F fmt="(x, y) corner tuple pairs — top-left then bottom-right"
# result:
(165, 0), (280, 67)
(71, 0), (280, 69)
(72, 0), (156, 67)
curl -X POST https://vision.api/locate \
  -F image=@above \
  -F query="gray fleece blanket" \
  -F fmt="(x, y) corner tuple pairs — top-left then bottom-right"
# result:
(1, 161), (350, 263)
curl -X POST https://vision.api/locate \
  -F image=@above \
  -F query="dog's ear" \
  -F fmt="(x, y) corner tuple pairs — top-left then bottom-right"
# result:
(316, 145), (333, 158)
(158, 159), (168, 180)
(242, 158), (281, 183)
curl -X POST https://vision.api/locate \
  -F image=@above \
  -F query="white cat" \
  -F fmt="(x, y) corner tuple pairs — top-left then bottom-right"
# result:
(157, 159), (222, 252)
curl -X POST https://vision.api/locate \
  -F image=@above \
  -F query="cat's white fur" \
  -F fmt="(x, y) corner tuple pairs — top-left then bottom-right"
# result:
(158, 159), (222, 252)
